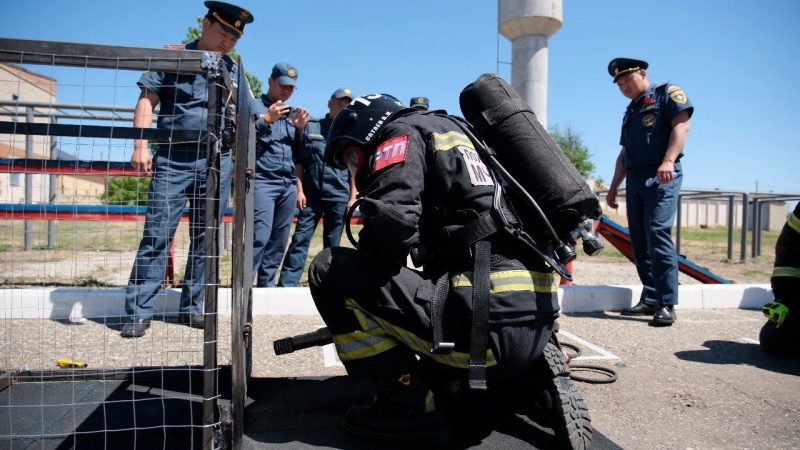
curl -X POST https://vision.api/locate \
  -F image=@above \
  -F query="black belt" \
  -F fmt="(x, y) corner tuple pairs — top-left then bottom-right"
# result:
(626, 164), (659, 174)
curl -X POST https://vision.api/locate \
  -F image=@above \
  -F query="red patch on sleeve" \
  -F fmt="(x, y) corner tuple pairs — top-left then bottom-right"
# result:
(371, 134), (410, 174)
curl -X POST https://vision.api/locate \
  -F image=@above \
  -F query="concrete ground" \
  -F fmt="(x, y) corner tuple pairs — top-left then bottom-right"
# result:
(243, 308), (800, 449)
(2, 285), (798, 449)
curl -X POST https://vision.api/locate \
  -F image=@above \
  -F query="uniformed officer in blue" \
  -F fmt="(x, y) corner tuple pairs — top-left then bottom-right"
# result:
(409, 96), (430, 111)
(122, 1), (256, 338)
(251, 63), (310, 287)
(605, 57), (694, 325)
(277, 88), (357, 287)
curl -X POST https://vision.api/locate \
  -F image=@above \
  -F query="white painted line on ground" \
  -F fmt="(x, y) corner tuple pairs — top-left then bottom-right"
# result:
(740, 337), (760, 344)
(559, 330), (620, 361)
(323, 344), (343, 367)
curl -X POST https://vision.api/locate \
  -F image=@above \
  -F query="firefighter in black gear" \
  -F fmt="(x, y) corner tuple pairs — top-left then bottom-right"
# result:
(760, 202), (800, 355)
(308, 94), (591, 448)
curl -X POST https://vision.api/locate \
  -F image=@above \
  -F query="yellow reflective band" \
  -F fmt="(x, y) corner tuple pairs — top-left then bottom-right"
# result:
(332, 330), (398, 361)
(340, 298), (496, 369)
(346, 298), (373, 331)
(772, 266), (800, 279)
(432, 131), (473, 152)
(788, 212), (800, 235)
(451, 270), (557, 293)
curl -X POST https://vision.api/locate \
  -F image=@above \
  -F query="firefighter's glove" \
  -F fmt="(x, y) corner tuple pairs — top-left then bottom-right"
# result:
(762, 301), (789, 328)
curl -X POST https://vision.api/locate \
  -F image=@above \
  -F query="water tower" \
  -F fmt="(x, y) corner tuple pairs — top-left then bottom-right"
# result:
(498, 0), (562, 128)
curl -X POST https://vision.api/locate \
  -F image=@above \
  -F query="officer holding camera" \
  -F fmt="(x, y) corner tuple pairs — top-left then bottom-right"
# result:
(252, 62), (309, 287)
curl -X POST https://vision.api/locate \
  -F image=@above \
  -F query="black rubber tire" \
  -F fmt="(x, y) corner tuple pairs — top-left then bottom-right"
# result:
(537, 342), (593, 450)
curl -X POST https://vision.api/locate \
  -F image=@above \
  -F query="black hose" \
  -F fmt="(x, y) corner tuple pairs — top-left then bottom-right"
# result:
(345, 198), (364, 249)
(560, 342), (582, 360)
(569, 363), (619, 384)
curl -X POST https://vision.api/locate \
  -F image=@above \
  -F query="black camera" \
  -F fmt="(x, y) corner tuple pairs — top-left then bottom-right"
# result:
(284, 106), (297, 119)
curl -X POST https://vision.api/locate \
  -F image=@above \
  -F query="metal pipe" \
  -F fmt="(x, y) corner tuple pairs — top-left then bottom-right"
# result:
(48, 119), (57, 249)
(24, 107), (33, 251)
(727, 195), (734, 261)
(741, 193), (748, 262)
(751, 198), (759, 259)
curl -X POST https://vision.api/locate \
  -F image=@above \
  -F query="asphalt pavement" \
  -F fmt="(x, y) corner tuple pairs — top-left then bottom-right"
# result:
(2, 290), (797, 449)
(243, 308), (800, 449)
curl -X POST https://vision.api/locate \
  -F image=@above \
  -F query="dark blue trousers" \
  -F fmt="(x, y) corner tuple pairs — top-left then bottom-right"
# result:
(125, 150), (232, 319)
(277, 200), (348, 287)
(252, 179), (296, 287)
(625, 163), (682, 306)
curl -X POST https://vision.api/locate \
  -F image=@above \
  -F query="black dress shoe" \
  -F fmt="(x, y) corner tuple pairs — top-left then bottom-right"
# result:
(653, 305), (676, 325)
(120, 318), (151, 338)
(180, 312), (205, 329)
(621, 301), (659, 316)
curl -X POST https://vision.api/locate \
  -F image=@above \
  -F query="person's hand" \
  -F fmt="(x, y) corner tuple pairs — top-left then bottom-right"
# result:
(296, 191), (306, 210)
(606, 187), (618, 209)
(263, 101), (289, 124)
(656, 161), (676, 184)
(291, 106), (309, 131)
(130, 142), (153, 174)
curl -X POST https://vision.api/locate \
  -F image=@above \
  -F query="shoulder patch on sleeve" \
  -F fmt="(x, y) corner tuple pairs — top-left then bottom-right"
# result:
(667, 85), (681, 93)
(371, 133), (410, 174)
(668, 88), (688, 105)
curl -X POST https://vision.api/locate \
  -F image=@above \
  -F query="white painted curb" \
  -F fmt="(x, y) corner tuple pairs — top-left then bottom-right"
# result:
(0, 285), (773, 320)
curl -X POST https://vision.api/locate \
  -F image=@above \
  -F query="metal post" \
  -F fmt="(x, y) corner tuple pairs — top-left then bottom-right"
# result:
(201, 52), (223, 450)
(752, 198), (761, 258)
(24, 107), (33, 251)
(726, 195), (734, 261)
(48, 119), (57, 249)
(224, 222), (230, 252)
(740, 193), (748, 262)
(750, 197), (758, 258)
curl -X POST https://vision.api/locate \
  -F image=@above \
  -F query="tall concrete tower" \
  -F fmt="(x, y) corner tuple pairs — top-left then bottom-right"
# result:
(498, 0), (562, 128)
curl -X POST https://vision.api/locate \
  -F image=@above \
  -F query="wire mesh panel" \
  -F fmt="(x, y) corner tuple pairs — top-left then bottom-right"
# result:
(0, 38), (236, 449)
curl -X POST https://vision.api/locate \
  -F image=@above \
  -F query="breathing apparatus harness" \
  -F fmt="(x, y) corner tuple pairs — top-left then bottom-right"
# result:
(340, 112), (580, 391)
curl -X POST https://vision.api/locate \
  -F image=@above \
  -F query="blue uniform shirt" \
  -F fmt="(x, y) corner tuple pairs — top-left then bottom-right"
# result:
(253, 96), (307, 182)
(619, 82), (694, 168)
(137, 40), (257, 152)
(298, 116), (351, 202)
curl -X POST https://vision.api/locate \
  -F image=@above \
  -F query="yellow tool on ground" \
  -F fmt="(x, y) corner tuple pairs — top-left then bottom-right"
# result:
(56, 359), (87, 368)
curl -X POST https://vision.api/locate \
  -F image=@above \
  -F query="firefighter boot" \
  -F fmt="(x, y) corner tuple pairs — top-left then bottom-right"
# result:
(518, 341), (593, 450)
(343, 360), (451, 447)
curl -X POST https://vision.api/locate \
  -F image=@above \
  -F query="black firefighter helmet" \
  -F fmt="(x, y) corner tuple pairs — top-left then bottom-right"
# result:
(324, 93), (410, 169)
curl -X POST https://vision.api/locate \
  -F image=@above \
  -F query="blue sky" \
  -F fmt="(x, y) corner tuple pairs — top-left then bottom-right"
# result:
(3, 0), (798, 194)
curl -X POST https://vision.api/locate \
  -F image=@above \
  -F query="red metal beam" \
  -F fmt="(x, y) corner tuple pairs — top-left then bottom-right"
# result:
(596, 215), (731, 284)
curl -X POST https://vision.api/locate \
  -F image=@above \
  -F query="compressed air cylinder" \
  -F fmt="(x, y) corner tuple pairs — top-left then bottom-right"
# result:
(459, 73), (601, 237)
